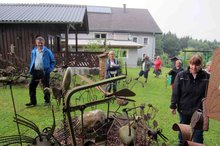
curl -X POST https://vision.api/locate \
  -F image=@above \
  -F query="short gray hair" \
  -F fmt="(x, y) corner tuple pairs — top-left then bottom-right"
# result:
(35, 36), (45, 42)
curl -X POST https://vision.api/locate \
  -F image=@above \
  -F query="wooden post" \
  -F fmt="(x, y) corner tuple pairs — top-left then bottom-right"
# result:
(65, 24), (70, 65)
(75, 29), (78, 52)
(98, 53), (108, 80)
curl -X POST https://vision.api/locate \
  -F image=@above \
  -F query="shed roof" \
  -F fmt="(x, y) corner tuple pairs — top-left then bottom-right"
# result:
(0, 3), (89, 33)
(0, 3), (87, 24)
(87, 6), (162, 34)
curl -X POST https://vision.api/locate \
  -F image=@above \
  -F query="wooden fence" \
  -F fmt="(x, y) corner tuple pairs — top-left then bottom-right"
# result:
(54, 52), (102, 68)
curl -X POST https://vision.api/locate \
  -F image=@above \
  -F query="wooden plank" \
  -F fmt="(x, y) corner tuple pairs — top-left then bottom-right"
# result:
(5, 25), (10, 61)
(0, 26), (3, 56)
(76, 73), (110, 95)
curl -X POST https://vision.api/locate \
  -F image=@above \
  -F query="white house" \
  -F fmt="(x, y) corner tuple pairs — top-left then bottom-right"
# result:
(68, 5), (162, 67)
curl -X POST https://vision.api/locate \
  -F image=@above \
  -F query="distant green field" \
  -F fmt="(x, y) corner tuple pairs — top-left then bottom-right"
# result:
(0, 67), (220, 146)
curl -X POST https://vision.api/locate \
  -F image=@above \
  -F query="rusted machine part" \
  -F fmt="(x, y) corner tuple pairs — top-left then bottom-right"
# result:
(0, 135), (34, 145)
(172, 123), (191, 141)
(205, 48), (220, 121)
(105, 88), (136, 97)
(64, 75), (127, 146)
(62, 67), (72, 91)
(184, 141), (205, 146)
(202, 98), (209, 131)
(191, 110), (203, 130)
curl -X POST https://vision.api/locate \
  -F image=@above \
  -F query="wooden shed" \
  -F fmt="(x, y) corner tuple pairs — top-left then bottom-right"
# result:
(0, 3), (89, 69)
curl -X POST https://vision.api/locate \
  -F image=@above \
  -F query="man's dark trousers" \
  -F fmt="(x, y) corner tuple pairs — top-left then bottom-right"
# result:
(29, 70), (50, 104)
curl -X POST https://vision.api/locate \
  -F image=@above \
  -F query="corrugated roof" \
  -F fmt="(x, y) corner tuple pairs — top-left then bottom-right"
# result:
(87, 6), (162, 34)
(0, 3), (87, 23)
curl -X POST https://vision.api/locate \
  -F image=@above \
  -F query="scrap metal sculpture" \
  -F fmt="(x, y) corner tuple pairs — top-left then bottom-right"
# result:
(59, 74), (167, 146)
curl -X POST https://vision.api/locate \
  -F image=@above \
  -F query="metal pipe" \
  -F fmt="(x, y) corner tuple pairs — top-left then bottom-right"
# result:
(9, 84), (22, 146)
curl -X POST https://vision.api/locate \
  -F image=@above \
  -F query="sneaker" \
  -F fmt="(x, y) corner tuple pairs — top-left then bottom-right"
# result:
(25, 102), (36, 107)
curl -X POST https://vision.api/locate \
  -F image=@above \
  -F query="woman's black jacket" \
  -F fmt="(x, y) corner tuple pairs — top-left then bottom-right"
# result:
(170, 67), (209, 116)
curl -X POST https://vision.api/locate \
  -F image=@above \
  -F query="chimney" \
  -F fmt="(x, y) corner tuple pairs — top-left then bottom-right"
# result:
(123, 4), (126, 13)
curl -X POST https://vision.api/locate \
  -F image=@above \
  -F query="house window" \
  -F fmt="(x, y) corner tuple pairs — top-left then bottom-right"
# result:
(133, 37), (137, 43)
(95, 33), (107, 39)
(144, 38), (148, 45)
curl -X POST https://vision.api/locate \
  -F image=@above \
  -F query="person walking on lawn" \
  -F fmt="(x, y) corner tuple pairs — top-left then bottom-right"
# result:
(135, 54), (151, 83)
(26, 36), (56, 107)
(154, 56), (162, 78)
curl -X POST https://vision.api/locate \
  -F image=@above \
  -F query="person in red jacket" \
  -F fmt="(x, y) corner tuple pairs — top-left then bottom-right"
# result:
(154, 56), (162, 77)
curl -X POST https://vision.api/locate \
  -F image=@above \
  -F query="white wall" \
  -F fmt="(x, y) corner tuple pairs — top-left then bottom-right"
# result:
(136, 34), (155, 61)
(68, 32), (156, 67)
(124, 49), (138, 67)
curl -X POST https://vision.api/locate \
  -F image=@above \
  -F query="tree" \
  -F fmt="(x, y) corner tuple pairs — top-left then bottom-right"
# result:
(155, 32), (220, 59)
(83, 40), (103, 52)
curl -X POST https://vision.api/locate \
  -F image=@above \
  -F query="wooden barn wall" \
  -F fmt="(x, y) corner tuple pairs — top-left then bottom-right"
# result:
(0, 24), (61, 69)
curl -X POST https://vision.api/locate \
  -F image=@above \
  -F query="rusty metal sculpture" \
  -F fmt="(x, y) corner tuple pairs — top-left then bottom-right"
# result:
(204, 48), (220, 122)
(1, 65), (167, 146)
(55, 74), (167, 146)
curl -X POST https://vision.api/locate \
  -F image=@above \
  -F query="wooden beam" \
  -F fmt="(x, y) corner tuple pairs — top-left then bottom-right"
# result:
(75, 30), (78, 52)
(76, 73), (110, 95)
(65, 24), (70, 65)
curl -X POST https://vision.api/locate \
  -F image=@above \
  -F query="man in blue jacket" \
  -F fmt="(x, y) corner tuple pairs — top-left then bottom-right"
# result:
(26, 36), (56, 107)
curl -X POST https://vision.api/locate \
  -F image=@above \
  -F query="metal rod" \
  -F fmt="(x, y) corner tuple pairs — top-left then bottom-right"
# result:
(9, 84), (22, 146)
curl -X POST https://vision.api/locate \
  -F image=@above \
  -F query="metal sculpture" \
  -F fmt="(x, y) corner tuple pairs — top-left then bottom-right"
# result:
(1, 65), (167, 146)
(57, 74), (167, 146)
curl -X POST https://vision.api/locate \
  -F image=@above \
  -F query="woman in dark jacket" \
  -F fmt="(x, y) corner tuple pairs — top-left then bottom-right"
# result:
(170, 55), (209, 145)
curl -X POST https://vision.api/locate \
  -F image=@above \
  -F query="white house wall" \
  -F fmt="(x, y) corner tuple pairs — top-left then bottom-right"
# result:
(129, 33), (155, 61)
(113, 33), (130, 40)
(123, 48), (138, 67)
(68, 32), (155, 67)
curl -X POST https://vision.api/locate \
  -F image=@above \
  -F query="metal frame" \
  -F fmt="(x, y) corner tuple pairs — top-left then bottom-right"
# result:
(63, 75), (126, 145)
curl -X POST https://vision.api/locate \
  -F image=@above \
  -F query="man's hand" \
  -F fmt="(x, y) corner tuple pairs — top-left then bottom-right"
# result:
(171, 109), (176, 115)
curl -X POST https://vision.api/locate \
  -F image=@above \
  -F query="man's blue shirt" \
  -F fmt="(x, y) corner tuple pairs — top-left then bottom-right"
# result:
(34, 48), (44, 70)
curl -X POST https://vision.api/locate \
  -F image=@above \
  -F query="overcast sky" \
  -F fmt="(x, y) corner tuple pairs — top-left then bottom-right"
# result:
(1, 0), (220, 41)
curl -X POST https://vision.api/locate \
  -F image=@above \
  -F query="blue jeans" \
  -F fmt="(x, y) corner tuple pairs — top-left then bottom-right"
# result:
(178, 113), (203, 145)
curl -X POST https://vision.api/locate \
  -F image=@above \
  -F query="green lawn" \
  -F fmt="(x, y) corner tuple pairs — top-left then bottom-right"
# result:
(0, 67), (220, 146)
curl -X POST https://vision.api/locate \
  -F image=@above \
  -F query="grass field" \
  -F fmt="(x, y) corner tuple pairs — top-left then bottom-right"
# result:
(0, 67), (220, 145)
